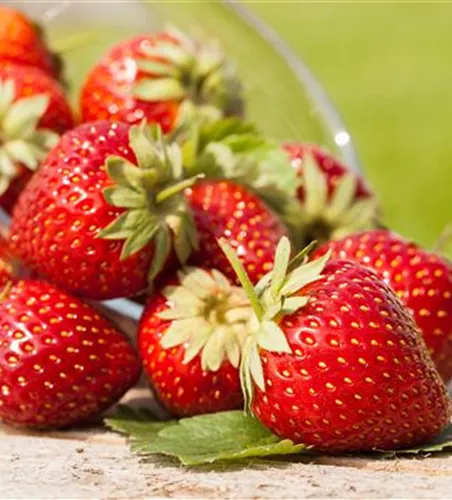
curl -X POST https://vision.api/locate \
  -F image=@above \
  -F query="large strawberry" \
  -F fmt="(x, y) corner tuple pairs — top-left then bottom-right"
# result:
(0, 6), (60, 78)
(186, 180), (288, 285)
(0, 279), (140, 429)
(315, 229), (452, 382)
(284, 143), (379, 245)
(9, 121), (198, 300)
(80, 27), (243, 132)
(220, 237), (450, 452)
(139, 266), (254, 416)
(0, 64), (74, 212)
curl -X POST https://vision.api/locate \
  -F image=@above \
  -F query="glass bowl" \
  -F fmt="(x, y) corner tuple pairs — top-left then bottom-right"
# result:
(14, 0), (360, 330)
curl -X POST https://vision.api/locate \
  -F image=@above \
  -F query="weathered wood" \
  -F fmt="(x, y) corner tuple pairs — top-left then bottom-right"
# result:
(2, 387), (452, 499)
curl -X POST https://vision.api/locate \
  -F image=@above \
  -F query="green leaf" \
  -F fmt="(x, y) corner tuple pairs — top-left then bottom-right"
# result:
(2, 140), (39, 170)
(270, 236), (291, 299)
(0, 78), (15, 118)
(3, 94), (49, 139)
(302, 153), (328, 217)
(108, 408), (305, 466)
(128, 123), (160, 171)
(324, 173), (357, 222)
(133, 78), (186, 102)
(136, 59), (177, 77)
(103, 186), (146, 209)
(147, 224), (172, 281)
(97, 210), (147, 241)
(257, 321), (292, 354)
(121, 217), (161, 260)
(105, 156), (144, 189)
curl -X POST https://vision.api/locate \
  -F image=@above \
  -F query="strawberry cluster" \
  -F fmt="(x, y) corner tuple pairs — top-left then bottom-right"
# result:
(0, 7), (450, 455)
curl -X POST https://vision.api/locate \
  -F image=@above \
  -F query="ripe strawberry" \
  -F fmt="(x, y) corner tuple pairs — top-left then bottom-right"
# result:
(186, 180), (288, 285)
(139, 266), (254, 416)
(0, 6), (60, 78)
(284, 143), (379, 245)
(0, 64), (74, 212)
(80, 27), (243, 132)
(220, 237), (450, 452)
(9, 121), (198, 300)
(314, 229), (452, 382)
(0, 280), (140, 429)
(0, 232), (13, 287)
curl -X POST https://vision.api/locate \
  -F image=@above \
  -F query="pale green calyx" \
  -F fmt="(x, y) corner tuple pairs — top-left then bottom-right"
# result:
(158, 267), (256, 371)
(173, 114), (299, 222)
(295, 153), (379, 244)
(98, 123), (199, 282)
(132, 26), (243, 118)
(219, 236), (331, 409)
(0, 78), (59, 195)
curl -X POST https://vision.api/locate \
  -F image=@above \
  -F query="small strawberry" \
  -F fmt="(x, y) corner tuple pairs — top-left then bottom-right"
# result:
(315, 229), (452, 382)
(9, 121), (199, 300)
(80, 27), (243, 132)
(0, 280), (140, 429)
(186, 180), (288, 285)
(220, 237), (450, 452)
(0, 6), (60, 78)
(0, 64), (74, 212)
(139, 266), (255, 416)
(284, 143), (379, 245)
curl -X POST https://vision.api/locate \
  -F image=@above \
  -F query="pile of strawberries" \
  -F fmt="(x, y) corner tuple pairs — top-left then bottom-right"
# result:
(0, 5), (451, 453)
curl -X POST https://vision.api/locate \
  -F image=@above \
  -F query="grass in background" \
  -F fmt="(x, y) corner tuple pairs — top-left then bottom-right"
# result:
(250, 3), (452, 247)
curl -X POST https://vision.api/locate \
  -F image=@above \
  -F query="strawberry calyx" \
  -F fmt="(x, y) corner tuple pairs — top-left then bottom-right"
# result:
(219, 236), (331, 409)
(295, 154), (379, 245)
(98, 122), (200, 282)
(132, 26), (243, 119)
(173, 111), (300, 228)
(0, 77), (59, 195)
(157, 267), (255, 371)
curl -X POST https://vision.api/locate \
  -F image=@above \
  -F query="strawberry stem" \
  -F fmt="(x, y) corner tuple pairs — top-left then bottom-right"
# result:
(155, 174), (204, 204)
(218, 238), (264, 321)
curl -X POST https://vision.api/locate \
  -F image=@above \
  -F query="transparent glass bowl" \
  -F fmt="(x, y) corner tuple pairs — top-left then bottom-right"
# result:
(15, 0), (360, 328)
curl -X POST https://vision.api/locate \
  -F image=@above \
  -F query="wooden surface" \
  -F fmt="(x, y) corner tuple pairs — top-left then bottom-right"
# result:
(2, 387), (452, 499)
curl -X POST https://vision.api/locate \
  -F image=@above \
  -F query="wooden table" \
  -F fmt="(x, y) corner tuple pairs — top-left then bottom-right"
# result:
(2, 387), (452, 499)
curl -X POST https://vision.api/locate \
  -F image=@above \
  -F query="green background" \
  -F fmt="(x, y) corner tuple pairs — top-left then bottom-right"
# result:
(249, 2), (451, 247)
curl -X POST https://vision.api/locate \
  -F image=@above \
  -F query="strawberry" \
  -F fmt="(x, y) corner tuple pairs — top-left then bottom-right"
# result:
(314, 229), (452, 382)
(0, 280), (140, 429)
(186, 180), (288, 285)
(220, 237), (450, 452)
(0, 232), (13, 287)
(138, 266), (254, 416)
(0, 6), (60, 78)
(9, 121), (198, 300)
(0, 64), (74, 212)
(80, 27), (243, 132)
(284, 143), (379, 245)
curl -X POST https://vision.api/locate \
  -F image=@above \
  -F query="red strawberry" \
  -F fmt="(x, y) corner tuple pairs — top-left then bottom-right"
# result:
(314, 229), (452, 382)
(80, 27), (243, 132)
(0, 64), (74, 212)
(0, 6), (60, 78)
(220, 237), (450, 452)
(0, 232), (13, 287)
(186, 180), (288, 285)
(9, 121), (198, 300)
(284, 143), (378, 245)
(0, 280), (140, 429)
(139, 266), (254, 416)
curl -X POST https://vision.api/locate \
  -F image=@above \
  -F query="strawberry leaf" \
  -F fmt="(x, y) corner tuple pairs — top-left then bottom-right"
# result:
(105, 408), (305, 466)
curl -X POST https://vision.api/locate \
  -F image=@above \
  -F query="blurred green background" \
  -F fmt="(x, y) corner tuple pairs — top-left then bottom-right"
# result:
(249, 2), (451, 247)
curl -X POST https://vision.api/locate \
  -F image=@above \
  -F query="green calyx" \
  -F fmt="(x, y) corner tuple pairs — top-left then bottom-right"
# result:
(219, 236), (331, 410)
(132, 26), (243, 118)
(295, 154), (379, 245)
(0, 78), (59, 195)
(158, 266), (256, 371)
(98, 123), (199, 282)
(172, 110), (299, 225)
